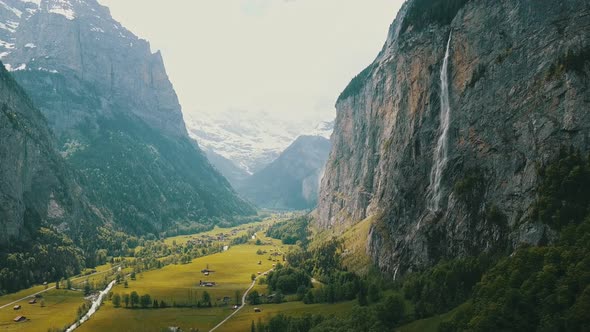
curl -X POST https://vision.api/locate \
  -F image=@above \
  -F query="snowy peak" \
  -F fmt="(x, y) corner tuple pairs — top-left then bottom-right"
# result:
(187, 111), (334, 174)
(0, 0), (186, 137)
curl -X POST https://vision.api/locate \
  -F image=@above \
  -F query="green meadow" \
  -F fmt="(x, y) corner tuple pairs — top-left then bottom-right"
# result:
(1, 216), (356, 332)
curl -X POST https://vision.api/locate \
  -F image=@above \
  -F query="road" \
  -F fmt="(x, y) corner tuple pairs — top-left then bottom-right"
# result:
(0, 265), (121, 310)
(209, 267), (274, 332)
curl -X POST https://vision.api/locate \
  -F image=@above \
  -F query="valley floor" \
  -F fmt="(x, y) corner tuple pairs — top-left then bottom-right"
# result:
(0, 215), (355, 332)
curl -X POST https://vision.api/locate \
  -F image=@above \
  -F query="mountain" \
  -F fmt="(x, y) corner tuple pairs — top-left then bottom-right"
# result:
(203, 148), (250, 188)
(0, 62), (112, 292)
(318, 0), (590, 276)
(186, 111), (334, 174)
(239, 135), (331, 210)
(0, 0), (254, 235)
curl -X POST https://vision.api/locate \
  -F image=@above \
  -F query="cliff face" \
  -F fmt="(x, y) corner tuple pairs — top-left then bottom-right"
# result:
(0, 0), (254, 234)
(1, 0), (184, 137)
(0, 64), (101, 245)
(240, 135), (331, 210)
(318, 0), (590, 276)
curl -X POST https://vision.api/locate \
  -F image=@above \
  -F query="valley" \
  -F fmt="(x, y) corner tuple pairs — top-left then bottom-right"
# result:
(0, 216), (355, 332)
(0, 0), (589, 331)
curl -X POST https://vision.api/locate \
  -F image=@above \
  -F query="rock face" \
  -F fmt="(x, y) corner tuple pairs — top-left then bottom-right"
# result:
(0, 0), (254, 234)
(318, 0), (590, 276)
(240, 135), (331, 210)
(0, 63), (101, 245)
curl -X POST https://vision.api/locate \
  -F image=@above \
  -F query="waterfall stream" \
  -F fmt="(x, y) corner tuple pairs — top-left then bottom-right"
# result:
(428, 32), (453, 212)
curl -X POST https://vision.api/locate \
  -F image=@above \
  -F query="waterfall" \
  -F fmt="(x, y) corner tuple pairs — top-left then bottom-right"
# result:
(428, 32), (453, 212)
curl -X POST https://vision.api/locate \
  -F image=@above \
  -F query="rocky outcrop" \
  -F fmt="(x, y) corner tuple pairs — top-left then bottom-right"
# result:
(240, 135), (331, 210)
(2, 0), (184, 137)
(0, 0), (254, 234)
(0, 63), (102, 245)
(318, 0), (590, 276)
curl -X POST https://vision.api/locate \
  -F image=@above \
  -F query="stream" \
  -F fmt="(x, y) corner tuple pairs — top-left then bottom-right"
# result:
(65, 280), (117, 332)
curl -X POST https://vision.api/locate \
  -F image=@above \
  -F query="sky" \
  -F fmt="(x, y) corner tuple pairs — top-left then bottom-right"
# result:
(98, 0), (405, 123)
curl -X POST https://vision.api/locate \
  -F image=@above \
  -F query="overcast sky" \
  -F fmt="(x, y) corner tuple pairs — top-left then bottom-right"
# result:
(98, 0), (404, 123)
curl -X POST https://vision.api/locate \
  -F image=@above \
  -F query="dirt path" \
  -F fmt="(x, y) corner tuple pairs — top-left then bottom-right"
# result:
(209, 267), (273, 332)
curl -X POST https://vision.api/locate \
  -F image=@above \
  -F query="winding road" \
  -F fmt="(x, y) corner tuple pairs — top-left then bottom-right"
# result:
(209, 267), (274, 332)
(0, 265), (121, 310)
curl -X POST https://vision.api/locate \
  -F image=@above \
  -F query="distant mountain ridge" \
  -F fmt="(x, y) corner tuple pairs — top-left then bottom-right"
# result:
(238, 135), (331, 210)
(187, 111), (334, 174)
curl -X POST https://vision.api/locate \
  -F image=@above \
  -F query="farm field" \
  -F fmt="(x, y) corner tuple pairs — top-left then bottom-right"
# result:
(78, 234), (288, 331)
(0, 216), (306, 331)
(0, 289), (85, 332)
(217, 300), (356, 332)
(0, 261), (127, 331)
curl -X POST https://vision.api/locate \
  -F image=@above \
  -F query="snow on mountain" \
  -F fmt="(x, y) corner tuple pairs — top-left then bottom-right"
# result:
(186, 111), (334, 175)
(0, 0), (139, 73)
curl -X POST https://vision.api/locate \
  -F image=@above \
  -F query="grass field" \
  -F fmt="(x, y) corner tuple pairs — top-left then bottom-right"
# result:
(217, 300), (356, 332)
(77, 227), (291, 332)
(0, 289), (86, 331)
(0, 217), (298, 331)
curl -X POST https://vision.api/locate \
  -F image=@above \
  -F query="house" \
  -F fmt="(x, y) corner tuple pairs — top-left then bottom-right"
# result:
(254, 308), (262, 313)
(28, 298), (36, 304)
(13, 305), (21, 310)
(13, 316), (26, 322)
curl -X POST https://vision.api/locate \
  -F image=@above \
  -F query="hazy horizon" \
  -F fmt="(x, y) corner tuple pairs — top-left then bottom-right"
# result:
(98, 0), (404, 124)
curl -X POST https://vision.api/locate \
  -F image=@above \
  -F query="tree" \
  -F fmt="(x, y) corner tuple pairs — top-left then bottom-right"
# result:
(368, 283), (380, 303)
(40, 299), (45, 308)
(377, 294), (406, 327)
(84, 282), (91, 296)
(112, 293), (121, 307)
(153, 299), (159, 308)
(123, 293), (130, 308)
(357, 282), (368, 306)
(124, 280), (129, 288)
(130, 272), (136, 280)
(55, 281), (59, 290)
(251, 320), (256, 332)
(251, 273), (257, 281)
(160, 300), (166, 308)
(274, 291), (284, 304)
(130, 291), (139, 308)
(235, 290), (241, 306)
(255, 239), (262, 245)
(66, 278), (72, 290)
(248, 290), (261, 305)
(202, 291), (211, 305)
(140, 294), (151, 308)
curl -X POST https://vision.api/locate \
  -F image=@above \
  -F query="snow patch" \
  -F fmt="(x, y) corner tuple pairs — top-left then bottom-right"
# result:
(5, 63), (26, 71)
(20, 0), (42, 5)
(0, 1), (23, 18)
(48, 0), (76, 20)
(0, 21), (15, 32)
(0, 39), (14, 49)
(37, 67), (58, 73)
(24, 42), (36, 48)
